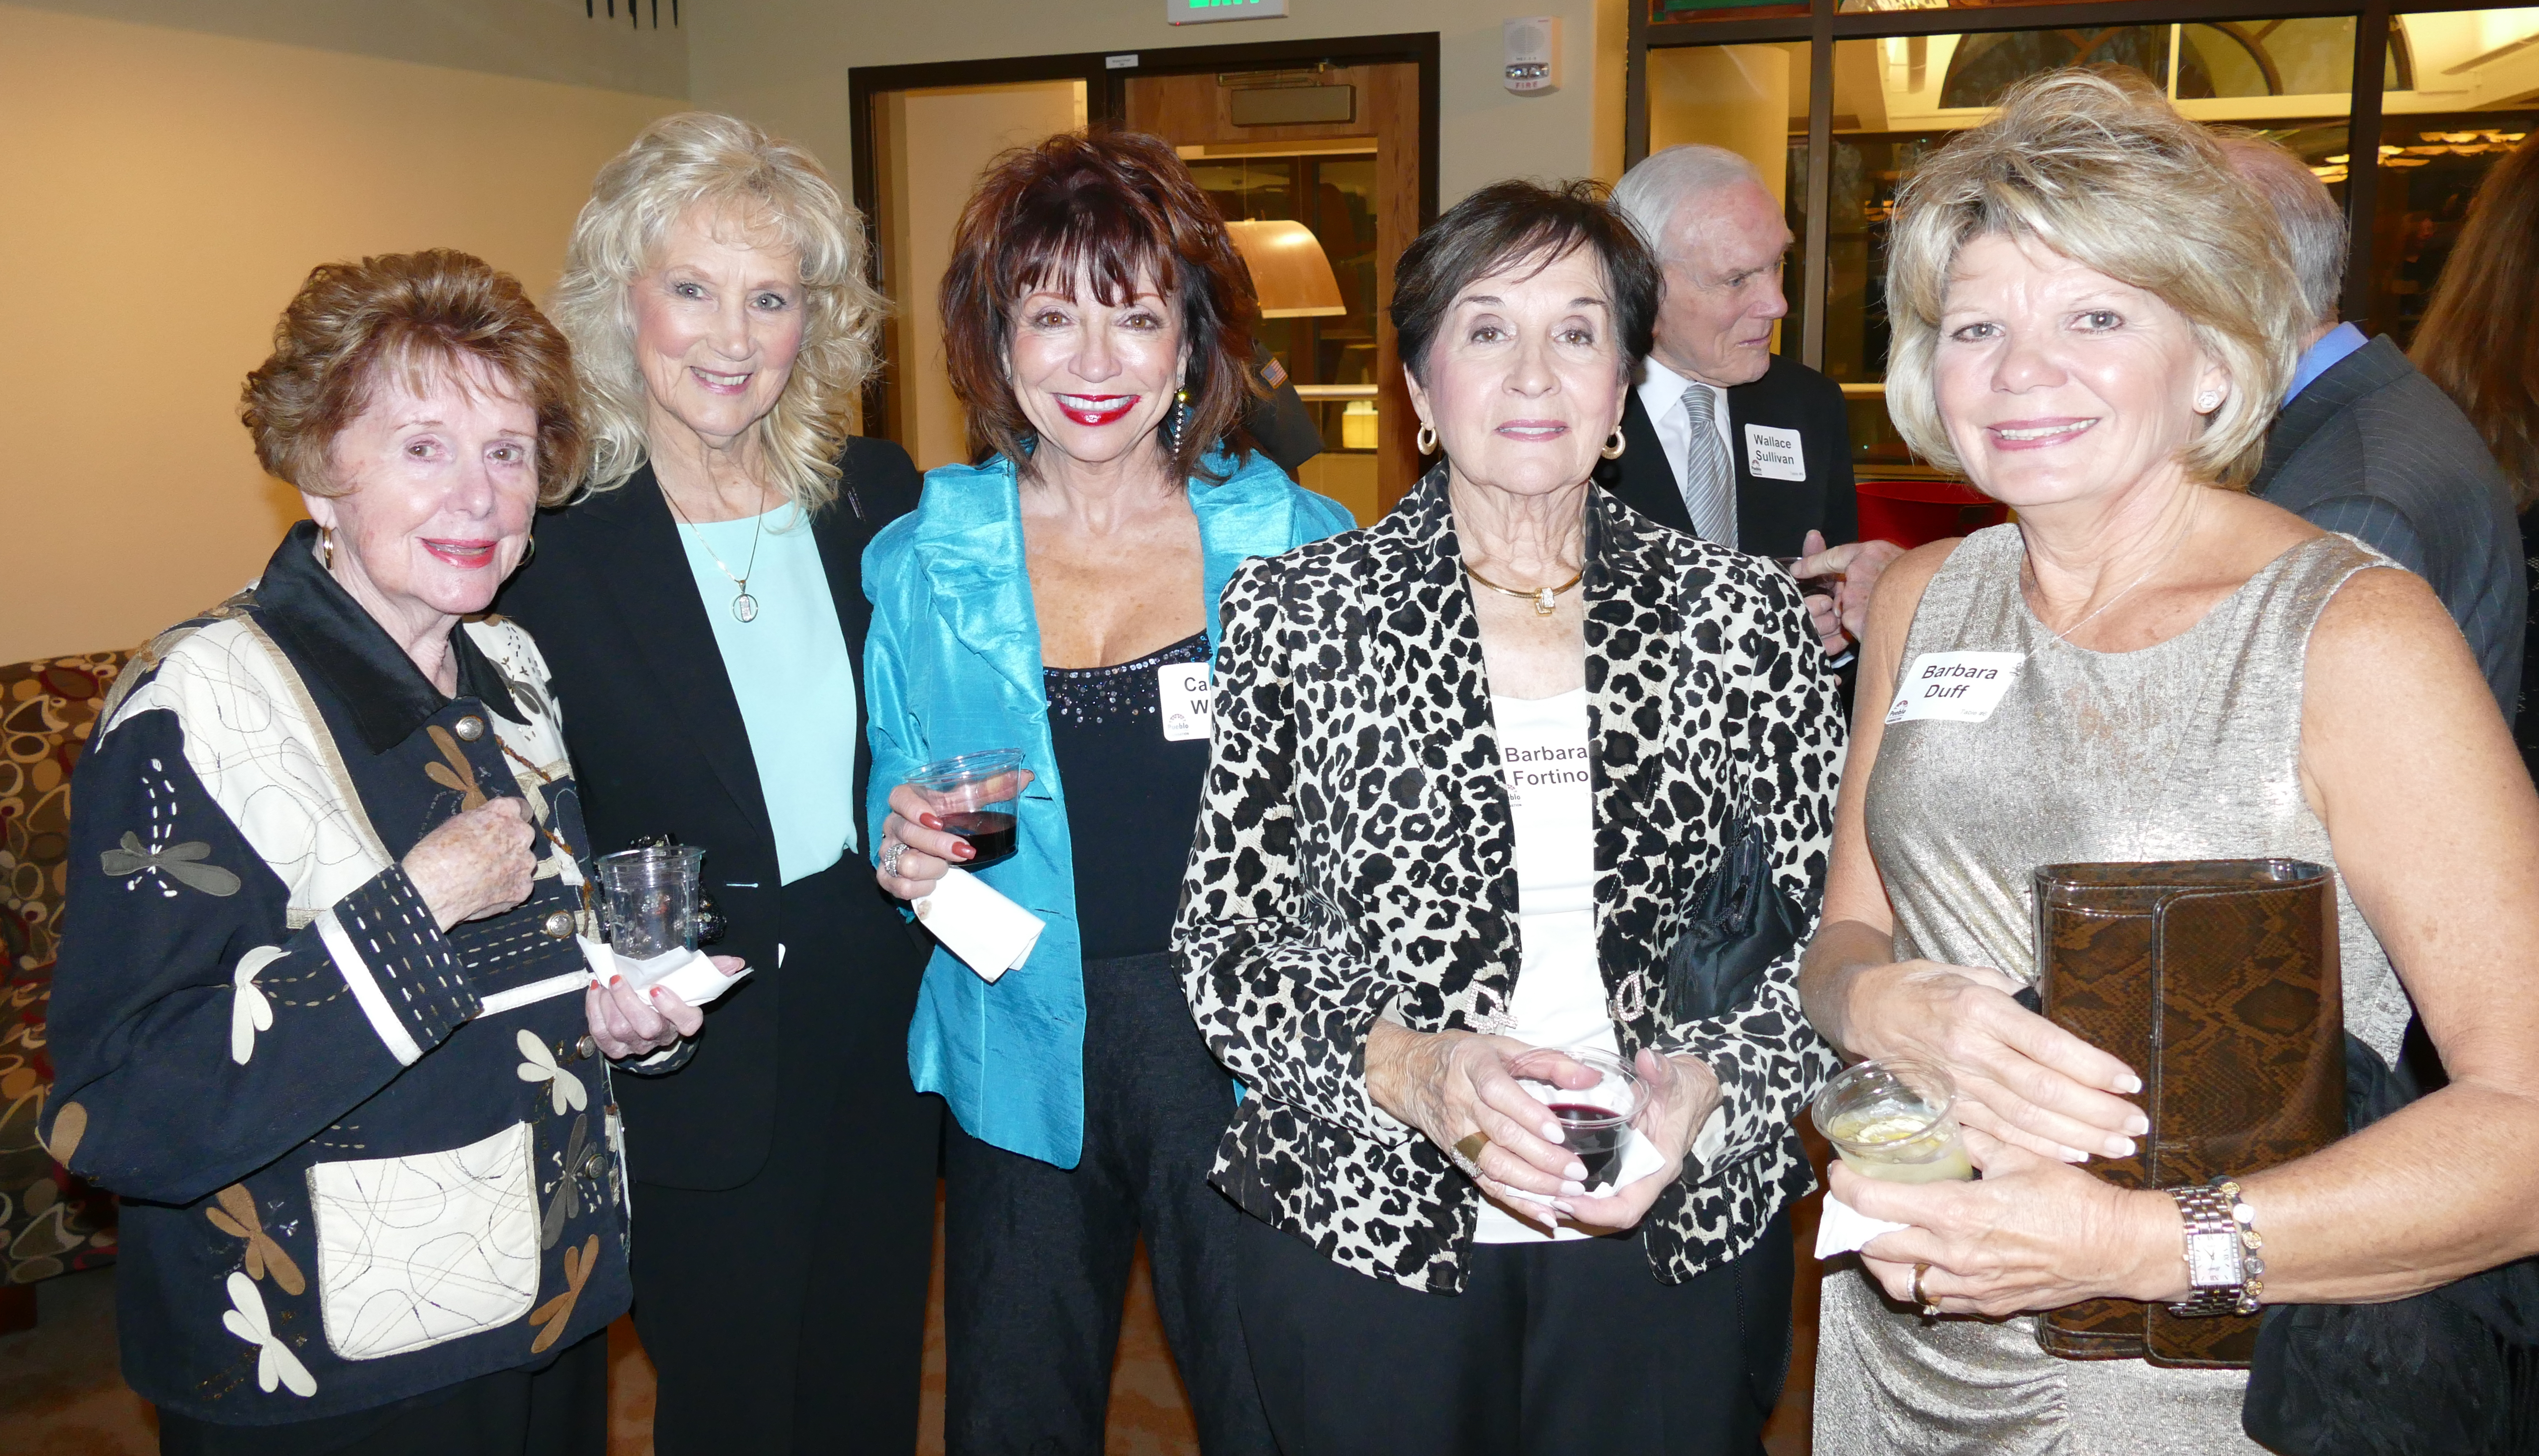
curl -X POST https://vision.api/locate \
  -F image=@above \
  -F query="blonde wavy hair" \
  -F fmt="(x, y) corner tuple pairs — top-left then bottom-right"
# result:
(1884, 69), (2301, 489)
(551, 112), (884, 508)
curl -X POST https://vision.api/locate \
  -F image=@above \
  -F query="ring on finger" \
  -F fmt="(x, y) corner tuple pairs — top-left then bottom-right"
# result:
(1452, 1130), (1490, 1173)
(879, 838), (907, 876)
(1910, 1262), (1940, 1318)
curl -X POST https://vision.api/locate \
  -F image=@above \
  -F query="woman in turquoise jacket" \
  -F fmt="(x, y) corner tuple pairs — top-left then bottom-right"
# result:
(861, 132), (1354, 1456)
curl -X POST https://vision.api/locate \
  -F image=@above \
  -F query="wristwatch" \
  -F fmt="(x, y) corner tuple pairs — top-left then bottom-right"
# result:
(2166, 1177), (2264, 1316)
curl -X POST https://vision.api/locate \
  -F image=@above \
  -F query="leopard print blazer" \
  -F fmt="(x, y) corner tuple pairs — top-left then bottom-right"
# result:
(1177, 465), (1845, 1293)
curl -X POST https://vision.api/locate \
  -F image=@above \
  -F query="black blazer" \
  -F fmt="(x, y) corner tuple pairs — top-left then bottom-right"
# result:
(1601, 353), (1859, 555)
(2252, 334), (2526, 717)
(494, 438), (923, 1188)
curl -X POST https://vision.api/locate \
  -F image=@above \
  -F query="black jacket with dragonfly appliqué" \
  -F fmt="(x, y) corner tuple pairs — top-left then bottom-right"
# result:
(40, 522), (654, 1425)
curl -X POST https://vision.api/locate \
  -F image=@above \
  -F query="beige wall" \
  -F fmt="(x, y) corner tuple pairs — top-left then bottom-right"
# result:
(875, 81), (1090, 473)
(688, 0), (1626, 217)
(0, 4), (684, 663)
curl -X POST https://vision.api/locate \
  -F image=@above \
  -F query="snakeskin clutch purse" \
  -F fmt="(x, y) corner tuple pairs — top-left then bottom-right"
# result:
(2030, 859), (2345, 1370)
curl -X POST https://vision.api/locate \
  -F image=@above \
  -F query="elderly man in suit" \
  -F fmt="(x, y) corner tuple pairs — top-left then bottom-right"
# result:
(1607, 145), (1901, 656)
(2222, 135), (2525, 714)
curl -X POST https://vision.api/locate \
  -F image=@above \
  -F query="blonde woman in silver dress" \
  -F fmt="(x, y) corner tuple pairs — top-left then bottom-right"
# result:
(1798, 70), (2539, 1452)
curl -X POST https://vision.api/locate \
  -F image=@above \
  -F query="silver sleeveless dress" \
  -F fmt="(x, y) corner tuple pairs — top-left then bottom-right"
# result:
(1812, 524), (2414, 1455)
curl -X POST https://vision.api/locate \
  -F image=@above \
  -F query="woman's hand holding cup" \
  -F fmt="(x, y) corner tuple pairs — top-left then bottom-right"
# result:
(1835, 958), (2147, 1164)
(1366, 1024), (1598, 1210)
(1557, 1048), (1721, 1232)
(875, 766), (1036, 902)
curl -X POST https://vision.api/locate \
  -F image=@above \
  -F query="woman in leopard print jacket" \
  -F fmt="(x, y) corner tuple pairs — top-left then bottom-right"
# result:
(1176, 181), (1844, 1455)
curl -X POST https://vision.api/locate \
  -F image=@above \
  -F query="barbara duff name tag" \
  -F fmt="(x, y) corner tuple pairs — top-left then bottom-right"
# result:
(1159, 662), (1213, 742)
(1744, 423), (1805, 482)
(1885, 651), (2026, 724)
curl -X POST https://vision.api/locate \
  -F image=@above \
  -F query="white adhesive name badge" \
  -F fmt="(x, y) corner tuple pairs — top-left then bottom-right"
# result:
(1885, 652), (2027, 724)
(1744, 423), (1806, 482)
(1159, 662), (1214, 742)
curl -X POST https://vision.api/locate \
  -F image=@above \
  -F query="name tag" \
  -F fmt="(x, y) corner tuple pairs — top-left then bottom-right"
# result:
(1744, 423), (1805, 482)
(1159, 662), (1213, 742)
(1885, 652), (2026, 724)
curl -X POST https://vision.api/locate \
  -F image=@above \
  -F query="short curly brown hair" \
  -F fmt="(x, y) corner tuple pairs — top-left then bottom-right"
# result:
(938, 129), (1259, 483)
(241, 249), (585, 506)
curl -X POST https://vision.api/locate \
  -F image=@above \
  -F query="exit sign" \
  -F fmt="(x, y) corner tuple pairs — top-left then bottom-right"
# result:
(1169, 0), (1287, 22)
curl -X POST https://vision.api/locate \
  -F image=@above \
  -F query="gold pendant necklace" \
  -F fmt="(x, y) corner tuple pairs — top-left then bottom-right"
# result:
(1462, 560), (1584, 617)
(662, 485), (768, 623)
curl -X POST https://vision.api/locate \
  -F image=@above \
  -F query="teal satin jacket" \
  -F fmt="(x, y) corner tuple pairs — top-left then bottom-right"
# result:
(862, 449), (1355, 1168)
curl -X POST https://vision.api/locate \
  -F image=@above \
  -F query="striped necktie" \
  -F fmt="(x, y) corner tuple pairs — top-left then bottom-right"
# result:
(1679, 383), (1738, 548)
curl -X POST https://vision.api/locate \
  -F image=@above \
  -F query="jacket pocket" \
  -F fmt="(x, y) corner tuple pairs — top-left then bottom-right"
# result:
(305, 1121), (541, 1360)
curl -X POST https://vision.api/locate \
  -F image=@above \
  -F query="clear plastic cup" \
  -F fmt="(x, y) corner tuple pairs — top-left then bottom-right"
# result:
(1507, 1047), (1648, 1194)
(907, 749), (1026, 869)
(1811, 1059), (1975, 1184)
(594, 845), (704, 961)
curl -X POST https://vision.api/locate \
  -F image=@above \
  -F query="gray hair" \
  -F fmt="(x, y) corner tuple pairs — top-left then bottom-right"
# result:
(550, 112), (885, 508)
(1883, 69), (2301, 490)
(1611, 144), (1767, 261)
(2216, 132), (2348, 332)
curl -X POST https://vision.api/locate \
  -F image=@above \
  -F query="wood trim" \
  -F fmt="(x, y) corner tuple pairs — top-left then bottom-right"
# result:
(1801, 0), (1835, 372)
(2344, 0), (2390, 334)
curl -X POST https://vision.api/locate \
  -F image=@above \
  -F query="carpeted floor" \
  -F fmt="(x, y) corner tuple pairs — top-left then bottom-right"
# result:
(0, 1182), (1823, 1456)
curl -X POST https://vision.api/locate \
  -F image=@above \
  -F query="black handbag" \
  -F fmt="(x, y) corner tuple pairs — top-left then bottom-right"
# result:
(1661, 809), (1807, 1022)
(2241, 1022), (2539, 1455)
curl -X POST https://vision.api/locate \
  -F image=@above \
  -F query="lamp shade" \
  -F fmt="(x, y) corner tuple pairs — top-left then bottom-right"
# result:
(1225, 219), (1347, 318)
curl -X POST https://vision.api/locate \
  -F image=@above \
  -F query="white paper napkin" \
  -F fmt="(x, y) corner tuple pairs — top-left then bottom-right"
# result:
(912, 867), (1046, 982)
(578, 937), (750, 1008)
(1814, 1190), (1911, 1258)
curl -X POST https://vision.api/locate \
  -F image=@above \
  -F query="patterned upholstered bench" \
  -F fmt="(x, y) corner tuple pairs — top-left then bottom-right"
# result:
(0, 651), (131, 1328)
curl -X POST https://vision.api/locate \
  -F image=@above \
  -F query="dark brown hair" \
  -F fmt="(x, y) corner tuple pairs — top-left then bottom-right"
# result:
(242, 249), (586, 506)
(938, 130), (1258, 482)
(1390, 179), (1661, 385)
(2412, 135), (2539, 511)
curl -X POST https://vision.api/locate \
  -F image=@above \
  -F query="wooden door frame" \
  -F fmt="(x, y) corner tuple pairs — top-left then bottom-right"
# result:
(846, 33), (1440, 454)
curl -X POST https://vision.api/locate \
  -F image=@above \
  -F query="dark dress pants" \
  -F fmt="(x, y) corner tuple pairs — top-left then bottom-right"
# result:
(157, 1328), (609, 1456)
(942, 951), (1274, 1456)
(629, 863), (941, 1456)
(1235, 1207), (1795, 1456)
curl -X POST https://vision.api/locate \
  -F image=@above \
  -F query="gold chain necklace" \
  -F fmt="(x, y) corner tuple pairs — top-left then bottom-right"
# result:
(1462, 559), (1584, 617)
(662, 485), (768, 623)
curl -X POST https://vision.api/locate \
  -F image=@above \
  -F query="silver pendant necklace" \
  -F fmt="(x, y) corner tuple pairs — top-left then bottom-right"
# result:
(663, 484), (768, 623)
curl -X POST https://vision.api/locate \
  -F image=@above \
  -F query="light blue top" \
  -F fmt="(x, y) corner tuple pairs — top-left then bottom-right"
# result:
(2286, 320), (2370, 403)
(677, 504), (861, 883)
(863, 450), (1356, 1169)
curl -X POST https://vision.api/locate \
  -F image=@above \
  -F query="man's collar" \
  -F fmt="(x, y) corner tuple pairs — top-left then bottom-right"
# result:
(2284, 321), (2370, 404)
(255, 520), (523, 755)
(1637, 354), (1725, 414)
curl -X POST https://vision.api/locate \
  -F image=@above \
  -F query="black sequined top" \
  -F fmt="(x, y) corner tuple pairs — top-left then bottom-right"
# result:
(1045, 631), (1213, 961)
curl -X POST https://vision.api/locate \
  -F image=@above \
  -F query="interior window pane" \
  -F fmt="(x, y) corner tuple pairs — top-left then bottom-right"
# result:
(2370, 7), (2539, 345)
(1644, 42), (1813, 377)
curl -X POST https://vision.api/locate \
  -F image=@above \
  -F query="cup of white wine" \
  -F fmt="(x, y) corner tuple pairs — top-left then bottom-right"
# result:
(1811, 1059), (1975, 1184)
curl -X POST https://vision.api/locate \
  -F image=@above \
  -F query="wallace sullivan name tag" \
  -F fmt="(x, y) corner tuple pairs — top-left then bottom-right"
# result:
(1885, 652), (2026, 724)
(1744, 423), (1805, 482)
(1159, 662), (1214, 742)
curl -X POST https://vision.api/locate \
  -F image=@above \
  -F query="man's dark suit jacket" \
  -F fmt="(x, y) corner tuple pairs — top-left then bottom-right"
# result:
(2253, 335), (2525, 716)
(494, 438), (924, 1189)
(1601, 353), (1858, 555)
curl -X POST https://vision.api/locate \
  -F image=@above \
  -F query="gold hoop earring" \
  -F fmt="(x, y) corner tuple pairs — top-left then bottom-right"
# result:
(1417, 423), (1438, 456)
(317, 526), (335, 570)
(520, 534), (537, 566)
(1601, 429), (1627, 460)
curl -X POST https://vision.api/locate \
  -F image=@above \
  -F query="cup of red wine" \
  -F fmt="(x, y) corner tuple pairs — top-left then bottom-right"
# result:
(1505, 1047), (1648, 1194)
(908, 749), (1027, 870)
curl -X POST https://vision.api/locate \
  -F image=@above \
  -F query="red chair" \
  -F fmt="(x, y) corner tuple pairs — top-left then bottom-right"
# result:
(1856, 477), (2009, 550)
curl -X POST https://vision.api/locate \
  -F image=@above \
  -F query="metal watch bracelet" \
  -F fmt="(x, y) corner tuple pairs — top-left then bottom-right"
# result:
(2166, 1177), (2265, 1316)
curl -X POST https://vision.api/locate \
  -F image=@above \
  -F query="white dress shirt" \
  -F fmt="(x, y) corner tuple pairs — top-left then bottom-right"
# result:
(1635, 355), (1734, 501)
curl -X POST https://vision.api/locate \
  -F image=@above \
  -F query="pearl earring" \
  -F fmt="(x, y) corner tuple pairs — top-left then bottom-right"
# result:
(2197, 390), (2223, 411)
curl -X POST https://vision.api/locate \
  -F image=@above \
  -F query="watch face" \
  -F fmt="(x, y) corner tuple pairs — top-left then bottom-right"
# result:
(2185, 1231), (2243, 1287)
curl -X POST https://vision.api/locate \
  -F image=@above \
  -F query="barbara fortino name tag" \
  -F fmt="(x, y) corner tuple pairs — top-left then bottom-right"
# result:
(1744, 423), (1805, 482)
(1159, 662), (1213, 742)
(1885, 652), (2026, 724)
